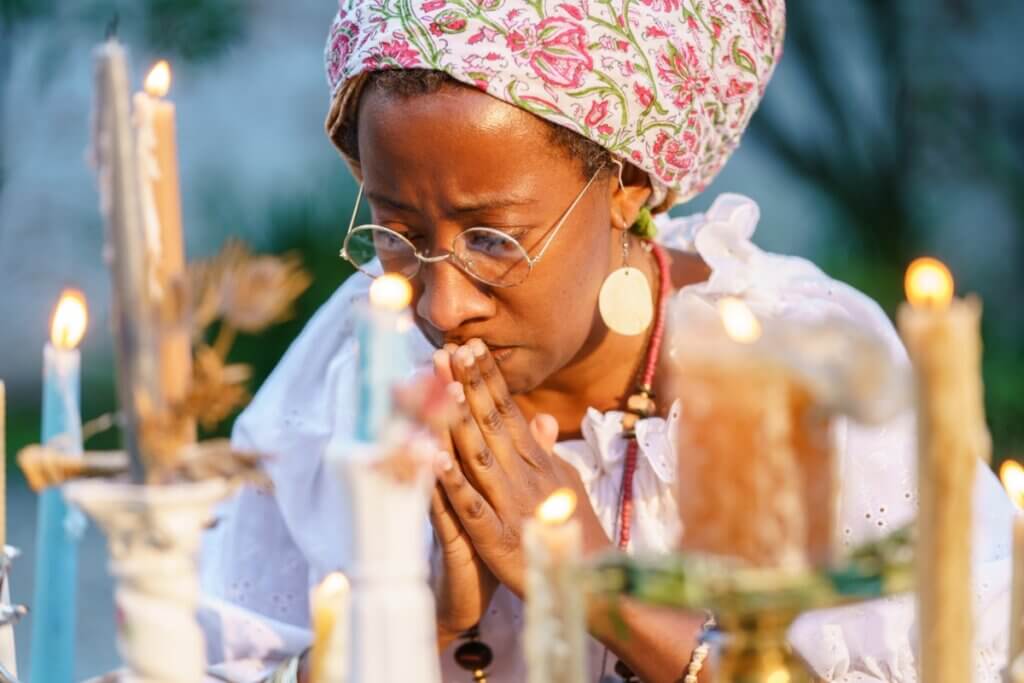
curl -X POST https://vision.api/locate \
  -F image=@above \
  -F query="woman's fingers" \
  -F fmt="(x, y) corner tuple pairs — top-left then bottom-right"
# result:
(446, 375), (513, 509)
(429, 452), (469, 549)
(469, 339), (521, 423)
(469, 339), (550, 465)
(435, 447), (507, 552)
(433, 348), (455, 383)
(430, 482), (464, 547)
(451, 345), (521, 469)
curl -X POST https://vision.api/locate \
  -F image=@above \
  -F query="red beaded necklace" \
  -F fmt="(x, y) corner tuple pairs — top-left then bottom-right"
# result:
(454, 240), (673, 682)
(616, 241), (672, 550)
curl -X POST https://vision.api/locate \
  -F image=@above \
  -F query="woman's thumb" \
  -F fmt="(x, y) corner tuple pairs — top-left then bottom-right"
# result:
(529, 413), (559, 452)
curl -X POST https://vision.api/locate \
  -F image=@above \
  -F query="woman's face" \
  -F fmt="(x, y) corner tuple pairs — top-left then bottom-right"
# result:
(357, 85), (618, 394)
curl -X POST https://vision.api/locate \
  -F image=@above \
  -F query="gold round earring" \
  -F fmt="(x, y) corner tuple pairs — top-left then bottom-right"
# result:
(598, 227), (653, 336)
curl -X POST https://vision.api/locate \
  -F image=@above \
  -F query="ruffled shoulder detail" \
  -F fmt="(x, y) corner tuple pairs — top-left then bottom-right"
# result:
(556, 401), (681, 488)
(655, 194), (907, 364)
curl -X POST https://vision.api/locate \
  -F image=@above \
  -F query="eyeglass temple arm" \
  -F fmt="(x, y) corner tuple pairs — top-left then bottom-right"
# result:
(340, 183), (366, 257)
(530, 164), (607, 264)
(348, 184), (365, 234)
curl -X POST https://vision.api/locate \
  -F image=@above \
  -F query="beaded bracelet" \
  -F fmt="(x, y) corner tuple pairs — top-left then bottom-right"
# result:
(678, 613), (716, 683)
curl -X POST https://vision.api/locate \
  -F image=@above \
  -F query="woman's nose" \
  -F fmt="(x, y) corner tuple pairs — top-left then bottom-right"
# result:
(415, 259), (494, 333)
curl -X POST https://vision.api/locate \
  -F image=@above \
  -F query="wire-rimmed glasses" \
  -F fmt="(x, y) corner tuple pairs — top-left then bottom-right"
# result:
(339, 166), (604, 288)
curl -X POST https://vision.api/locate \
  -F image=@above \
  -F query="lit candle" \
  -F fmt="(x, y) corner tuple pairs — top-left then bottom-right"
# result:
(311, 572), (351, 683)
(30, 289), (89, 683)
(896, 257), (987, 683)
(524, 488), (586, 683)
(94, 38), (161, 482)
(1001, 460), (1024, 671)
(134, 60), (194, 452)
(355, 274), (414, 442)
(673, 298), (831, 569)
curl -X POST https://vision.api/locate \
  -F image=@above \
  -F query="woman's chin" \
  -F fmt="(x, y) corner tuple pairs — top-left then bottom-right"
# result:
(494, 349), (542, 395)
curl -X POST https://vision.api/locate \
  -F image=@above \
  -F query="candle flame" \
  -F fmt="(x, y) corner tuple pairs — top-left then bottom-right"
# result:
(369, 274), (413, 311)
(314, 571), (350, 602)
(905, 257), (954, 309)
(537, 488), (576, 525)
(50, 289), (88, 350)
(1000, 460), (1024, 511)
(717, 297), (762, 344)
(144, 60), (171, 97)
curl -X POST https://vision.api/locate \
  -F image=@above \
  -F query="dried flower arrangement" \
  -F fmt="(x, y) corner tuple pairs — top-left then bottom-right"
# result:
(18, 240), (311, 491)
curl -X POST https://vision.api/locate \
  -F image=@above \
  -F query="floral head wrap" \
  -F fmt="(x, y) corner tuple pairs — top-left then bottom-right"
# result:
(324, 0), (785, 206)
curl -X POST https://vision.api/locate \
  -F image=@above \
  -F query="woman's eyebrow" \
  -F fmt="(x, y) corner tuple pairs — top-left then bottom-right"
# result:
(448, 195), (540, 215)
(365, 191), (417, 212)
(365, 190), (539, 215)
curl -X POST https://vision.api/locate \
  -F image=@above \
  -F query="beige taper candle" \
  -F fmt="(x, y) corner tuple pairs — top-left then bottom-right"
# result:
(135, 60), (195, 453)
(897, 257), (988, 683)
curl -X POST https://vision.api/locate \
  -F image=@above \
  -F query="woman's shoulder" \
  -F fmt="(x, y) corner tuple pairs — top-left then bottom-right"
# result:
(657, 193), (904, 356)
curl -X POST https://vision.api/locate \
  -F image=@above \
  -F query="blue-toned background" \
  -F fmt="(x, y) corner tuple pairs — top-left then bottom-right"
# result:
(1, 1), (1022, 677)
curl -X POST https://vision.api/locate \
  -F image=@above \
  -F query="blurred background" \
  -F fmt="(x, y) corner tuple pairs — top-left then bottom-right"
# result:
(1, 0), (1021, 677)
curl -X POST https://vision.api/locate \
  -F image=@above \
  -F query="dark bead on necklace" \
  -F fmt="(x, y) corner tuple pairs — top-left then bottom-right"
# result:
(614, 659), (639, 681)
(454, 639), (494, 672)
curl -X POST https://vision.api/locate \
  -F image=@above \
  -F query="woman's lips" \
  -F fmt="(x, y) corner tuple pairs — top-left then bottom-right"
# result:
(488, 346), (515, 363)
(439, 339), (517, 363)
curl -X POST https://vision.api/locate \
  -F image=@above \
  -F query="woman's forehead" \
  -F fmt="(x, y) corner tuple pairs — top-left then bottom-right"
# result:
(358, 87), (581, 198)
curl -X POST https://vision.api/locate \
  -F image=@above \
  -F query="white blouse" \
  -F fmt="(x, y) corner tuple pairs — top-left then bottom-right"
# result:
(198, 194), (1013, 683)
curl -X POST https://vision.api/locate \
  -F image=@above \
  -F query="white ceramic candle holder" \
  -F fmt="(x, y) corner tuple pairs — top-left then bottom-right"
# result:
(0, 546), (24, 681)
(64, 479), (227, 683)
(324, 438), (440, 683)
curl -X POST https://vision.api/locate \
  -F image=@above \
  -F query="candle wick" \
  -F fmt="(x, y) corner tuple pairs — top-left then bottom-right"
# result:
(105, 13), (120, 40)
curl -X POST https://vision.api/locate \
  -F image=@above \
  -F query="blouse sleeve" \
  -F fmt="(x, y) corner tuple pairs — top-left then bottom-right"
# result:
(661, 194), (1015, 682)
(198, 271), (434, 681)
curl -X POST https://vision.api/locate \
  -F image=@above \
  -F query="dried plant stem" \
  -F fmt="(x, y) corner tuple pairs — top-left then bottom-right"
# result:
(82, 412), (121, 443)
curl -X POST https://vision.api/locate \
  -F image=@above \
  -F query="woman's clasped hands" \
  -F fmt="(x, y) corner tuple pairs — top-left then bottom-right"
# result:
(427, 338), (612, 644)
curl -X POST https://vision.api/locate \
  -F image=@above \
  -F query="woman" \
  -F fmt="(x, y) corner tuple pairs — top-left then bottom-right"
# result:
(199, 1), (1013, 681)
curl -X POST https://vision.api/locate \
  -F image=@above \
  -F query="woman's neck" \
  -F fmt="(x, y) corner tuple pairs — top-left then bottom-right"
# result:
(516, 245), (708, 440)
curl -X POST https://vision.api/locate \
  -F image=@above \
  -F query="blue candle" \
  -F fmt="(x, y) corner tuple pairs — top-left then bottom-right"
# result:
(30, 291), (87, 683)
(354, 274), (414, 443)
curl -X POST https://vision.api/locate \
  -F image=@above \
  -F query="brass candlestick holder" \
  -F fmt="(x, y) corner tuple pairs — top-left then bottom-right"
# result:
(588, 526), (914, 683)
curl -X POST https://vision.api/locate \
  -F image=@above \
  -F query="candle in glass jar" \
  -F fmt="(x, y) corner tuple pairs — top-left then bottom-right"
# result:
(672, 298), (832, 569)
(30, 289), (88, 683)
(897, 257), (987, 683)
(524, 488), (586, 683)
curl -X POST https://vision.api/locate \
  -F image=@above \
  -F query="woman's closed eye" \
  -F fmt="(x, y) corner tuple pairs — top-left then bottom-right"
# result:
(461, 229), (528, 258)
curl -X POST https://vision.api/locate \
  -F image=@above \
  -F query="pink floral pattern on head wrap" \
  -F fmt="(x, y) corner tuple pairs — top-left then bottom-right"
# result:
(325, 0), (784, 205)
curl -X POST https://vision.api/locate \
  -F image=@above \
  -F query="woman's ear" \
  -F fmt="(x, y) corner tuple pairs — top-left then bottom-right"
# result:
(608, 161), (652, 231)
(345, 159), (364, 185)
